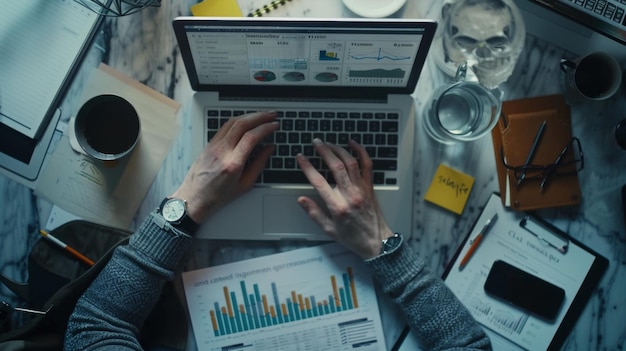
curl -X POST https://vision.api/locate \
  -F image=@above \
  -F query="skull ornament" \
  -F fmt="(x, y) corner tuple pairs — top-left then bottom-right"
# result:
(441, 0), (525, 88)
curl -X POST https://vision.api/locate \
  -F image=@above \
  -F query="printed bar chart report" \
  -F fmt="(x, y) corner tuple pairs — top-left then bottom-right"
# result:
(209, 267), (359, 336)
(182, 243), (386, 350)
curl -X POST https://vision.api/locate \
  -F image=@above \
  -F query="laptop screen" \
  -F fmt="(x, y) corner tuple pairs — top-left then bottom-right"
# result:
(173, 18), (437, 98)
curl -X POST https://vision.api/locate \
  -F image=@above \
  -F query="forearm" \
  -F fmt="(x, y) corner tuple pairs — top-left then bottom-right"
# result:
(64, 213), (194, 350)
(366, 243), (491, 351)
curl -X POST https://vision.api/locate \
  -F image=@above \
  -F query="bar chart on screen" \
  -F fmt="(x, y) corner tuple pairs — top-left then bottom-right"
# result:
(182, 243), (386, 351)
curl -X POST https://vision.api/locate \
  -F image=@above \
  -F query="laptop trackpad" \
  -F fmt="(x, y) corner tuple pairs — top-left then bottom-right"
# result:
(262, 195), (326, 238)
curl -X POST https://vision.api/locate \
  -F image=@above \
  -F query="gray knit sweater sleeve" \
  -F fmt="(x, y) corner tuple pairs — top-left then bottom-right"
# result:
(64, 213), (194, 350)
(65, 214), (489, 350)
(365, 242), (491, 351)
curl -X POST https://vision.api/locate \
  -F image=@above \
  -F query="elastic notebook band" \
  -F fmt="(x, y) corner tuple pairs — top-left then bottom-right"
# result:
(248, 0), (293, 17)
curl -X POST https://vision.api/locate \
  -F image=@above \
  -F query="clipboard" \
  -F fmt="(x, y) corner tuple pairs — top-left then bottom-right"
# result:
(392, 193), (608, 351)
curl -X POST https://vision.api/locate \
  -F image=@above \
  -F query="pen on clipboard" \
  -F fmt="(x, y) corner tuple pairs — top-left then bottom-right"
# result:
(519, 216), (568, 254)
(39, 230), (95, 266)
(459, 213), (498, 270)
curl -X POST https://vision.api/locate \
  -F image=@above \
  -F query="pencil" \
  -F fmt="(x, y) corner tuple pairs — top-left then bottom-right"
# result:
(39, 229), (95, 266)
(459, 214), (498, 270)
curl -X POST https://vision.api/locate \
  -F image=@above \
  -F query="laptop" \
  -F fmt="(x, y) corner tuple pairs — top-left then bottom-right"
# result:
(172, 17), (437, 240)
(514, 0), (626, 61)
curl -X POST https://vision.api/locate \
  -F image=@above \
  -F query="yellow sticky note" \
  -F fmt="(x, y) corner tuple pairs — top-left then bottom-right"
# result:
(191, 0), (243, 17)
(424, 164), (475, 215)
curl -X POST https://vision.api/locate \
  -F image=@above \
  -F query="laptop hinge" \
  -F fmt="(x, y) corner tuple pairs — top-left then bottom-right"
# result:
(219, 95), (388, 104)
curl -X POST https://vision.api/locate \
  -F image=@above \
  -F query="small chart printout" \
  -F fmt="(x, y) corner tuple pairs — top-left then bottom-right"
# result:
(182, 243), (386, 351)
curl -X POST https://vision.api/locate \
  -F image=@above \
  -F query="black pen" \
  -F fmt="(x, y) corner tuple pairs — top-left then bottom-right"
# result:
(517, 120), (547, 186)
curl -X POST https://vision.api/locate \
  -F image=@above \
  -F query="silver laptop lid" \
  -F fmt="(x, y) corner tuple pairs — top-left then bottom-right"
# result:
(529, 0), (626, 44)
(172, 17), (437, 100)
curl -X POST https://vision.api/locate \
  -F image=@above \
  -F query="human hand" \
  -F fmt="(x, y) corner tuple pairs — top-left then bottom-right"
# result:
(296, 139), (394, 259)
(171, 111), (278, 223)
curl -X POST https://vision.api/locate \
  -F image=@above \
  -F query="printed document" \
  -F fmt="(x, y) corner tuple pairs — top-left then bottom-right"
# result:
(183, 243), (386, 351)
(0, 1), (98, 138)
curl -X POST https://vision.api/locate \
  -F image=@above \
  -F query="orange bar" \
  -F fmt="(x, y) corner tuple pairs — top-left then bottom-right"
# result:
(348, 267), (359, 308)
(262, 295), (270, 315)
(221, 306), (227, 315)
(305, 297), (311, 311)
(270, 305), (276, 318)
(210, 310), (218, 331)
(239, 304), (246, 314)
(291, 291), (298, 307)
(298, 294), (305, 311)
(281, 303), (288, 316)
(331, 275), (340, 307)
(223, 287), (234, 317)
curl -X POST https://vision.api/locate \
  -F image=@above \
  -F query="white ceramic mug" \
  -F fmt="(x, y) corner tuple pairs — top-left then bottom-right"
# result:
(560, 52), (622, 102)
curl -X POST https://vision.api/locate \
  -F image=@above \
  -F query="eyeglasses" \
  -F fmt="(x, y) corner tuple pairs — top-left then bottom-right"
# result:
(500, 137), (584, 190)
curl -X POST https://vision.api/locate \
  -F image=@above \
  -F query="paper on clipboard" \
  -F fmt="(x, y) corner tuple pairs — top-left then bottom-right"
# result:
(443, 193), (598, 350)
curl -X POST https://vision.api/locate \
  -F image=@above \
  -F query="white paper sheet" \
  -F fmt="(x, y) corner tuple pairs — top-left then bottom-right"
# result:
(34, 64), (180, 230)
(183, 243), (387, 351)
(0, 0), (98, 138)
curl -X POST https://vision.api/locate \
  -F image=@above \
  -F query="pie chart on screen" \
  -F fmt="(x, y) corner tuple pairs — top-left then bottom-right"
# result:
(253, 70), (276, 82)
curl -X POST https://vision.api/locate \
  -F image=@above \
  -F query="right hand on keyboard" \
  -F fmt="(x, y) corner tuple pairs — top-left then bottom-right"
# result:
(296, 138), (394, 259)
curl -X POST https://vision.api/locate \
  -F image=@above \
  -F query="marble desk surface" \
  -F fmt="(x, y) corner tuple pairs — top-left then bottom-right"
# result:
(1, 0), (625, 350)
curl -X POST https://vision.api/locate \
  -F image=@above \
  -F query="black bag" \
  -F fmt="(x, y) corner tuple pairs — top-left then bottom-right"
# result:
(0, 220), (188, 351)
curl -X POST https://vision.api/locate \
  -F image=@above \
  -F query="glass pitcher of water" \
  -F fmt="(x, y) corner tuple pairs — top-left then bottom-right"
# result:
(423, 62), (503, 144)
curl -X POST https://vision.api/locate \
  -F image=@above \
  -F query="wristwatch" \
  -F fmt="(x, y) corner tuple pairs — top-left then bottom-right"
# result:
(157, 197), (199, 235)
(380, 233), (402, 255)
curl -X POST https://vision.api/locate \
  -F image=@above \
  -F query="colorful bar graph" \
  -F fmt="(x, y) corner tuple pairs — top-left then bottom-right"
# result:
(209, 267), (359, 336)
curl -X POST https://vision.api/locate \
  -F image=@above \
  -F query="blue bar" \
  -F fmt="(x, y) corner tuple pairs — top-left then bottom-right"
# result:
(249, 295), (260, 329)
(287, 298), (295, 322)
(214, 302), (226, 336)
(339, 287), (347, 311)
(343, 273), (353, 310)
(293, 298), (301, 320)
(222, 310), (232, 335)
(329, 295), (336, 313)
(271, 282), (284, 324)
(324, 301), (331, 314)
(230, 291), (243, 333)
(311, 296), (319, 317)
(240, 281), (255, 330)
(241, 307), (249, 331)
(253, 284), (266, 328)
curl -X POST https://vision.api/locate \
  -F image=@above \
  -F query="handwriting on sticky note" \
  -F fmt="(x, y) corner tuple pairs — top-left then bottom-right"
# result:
(424, 164), (475, 214)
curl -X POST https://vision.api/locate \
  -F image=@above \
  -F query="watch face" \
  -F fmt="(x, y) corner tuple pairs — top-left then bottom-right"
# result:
(382, 234), (402, 253)
(162, 198), (186, 222)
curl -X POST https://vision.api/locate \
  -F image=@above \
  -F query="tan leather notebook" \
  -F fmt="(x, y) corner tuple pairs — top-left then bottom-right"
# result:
(491, 94), (582, 211)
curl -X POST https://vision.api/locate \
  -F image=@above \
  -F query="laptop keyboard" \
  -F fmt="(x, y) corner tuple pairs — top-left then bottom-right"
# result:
(206, 109), (400, 186)
(562, 0), (626, 27)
